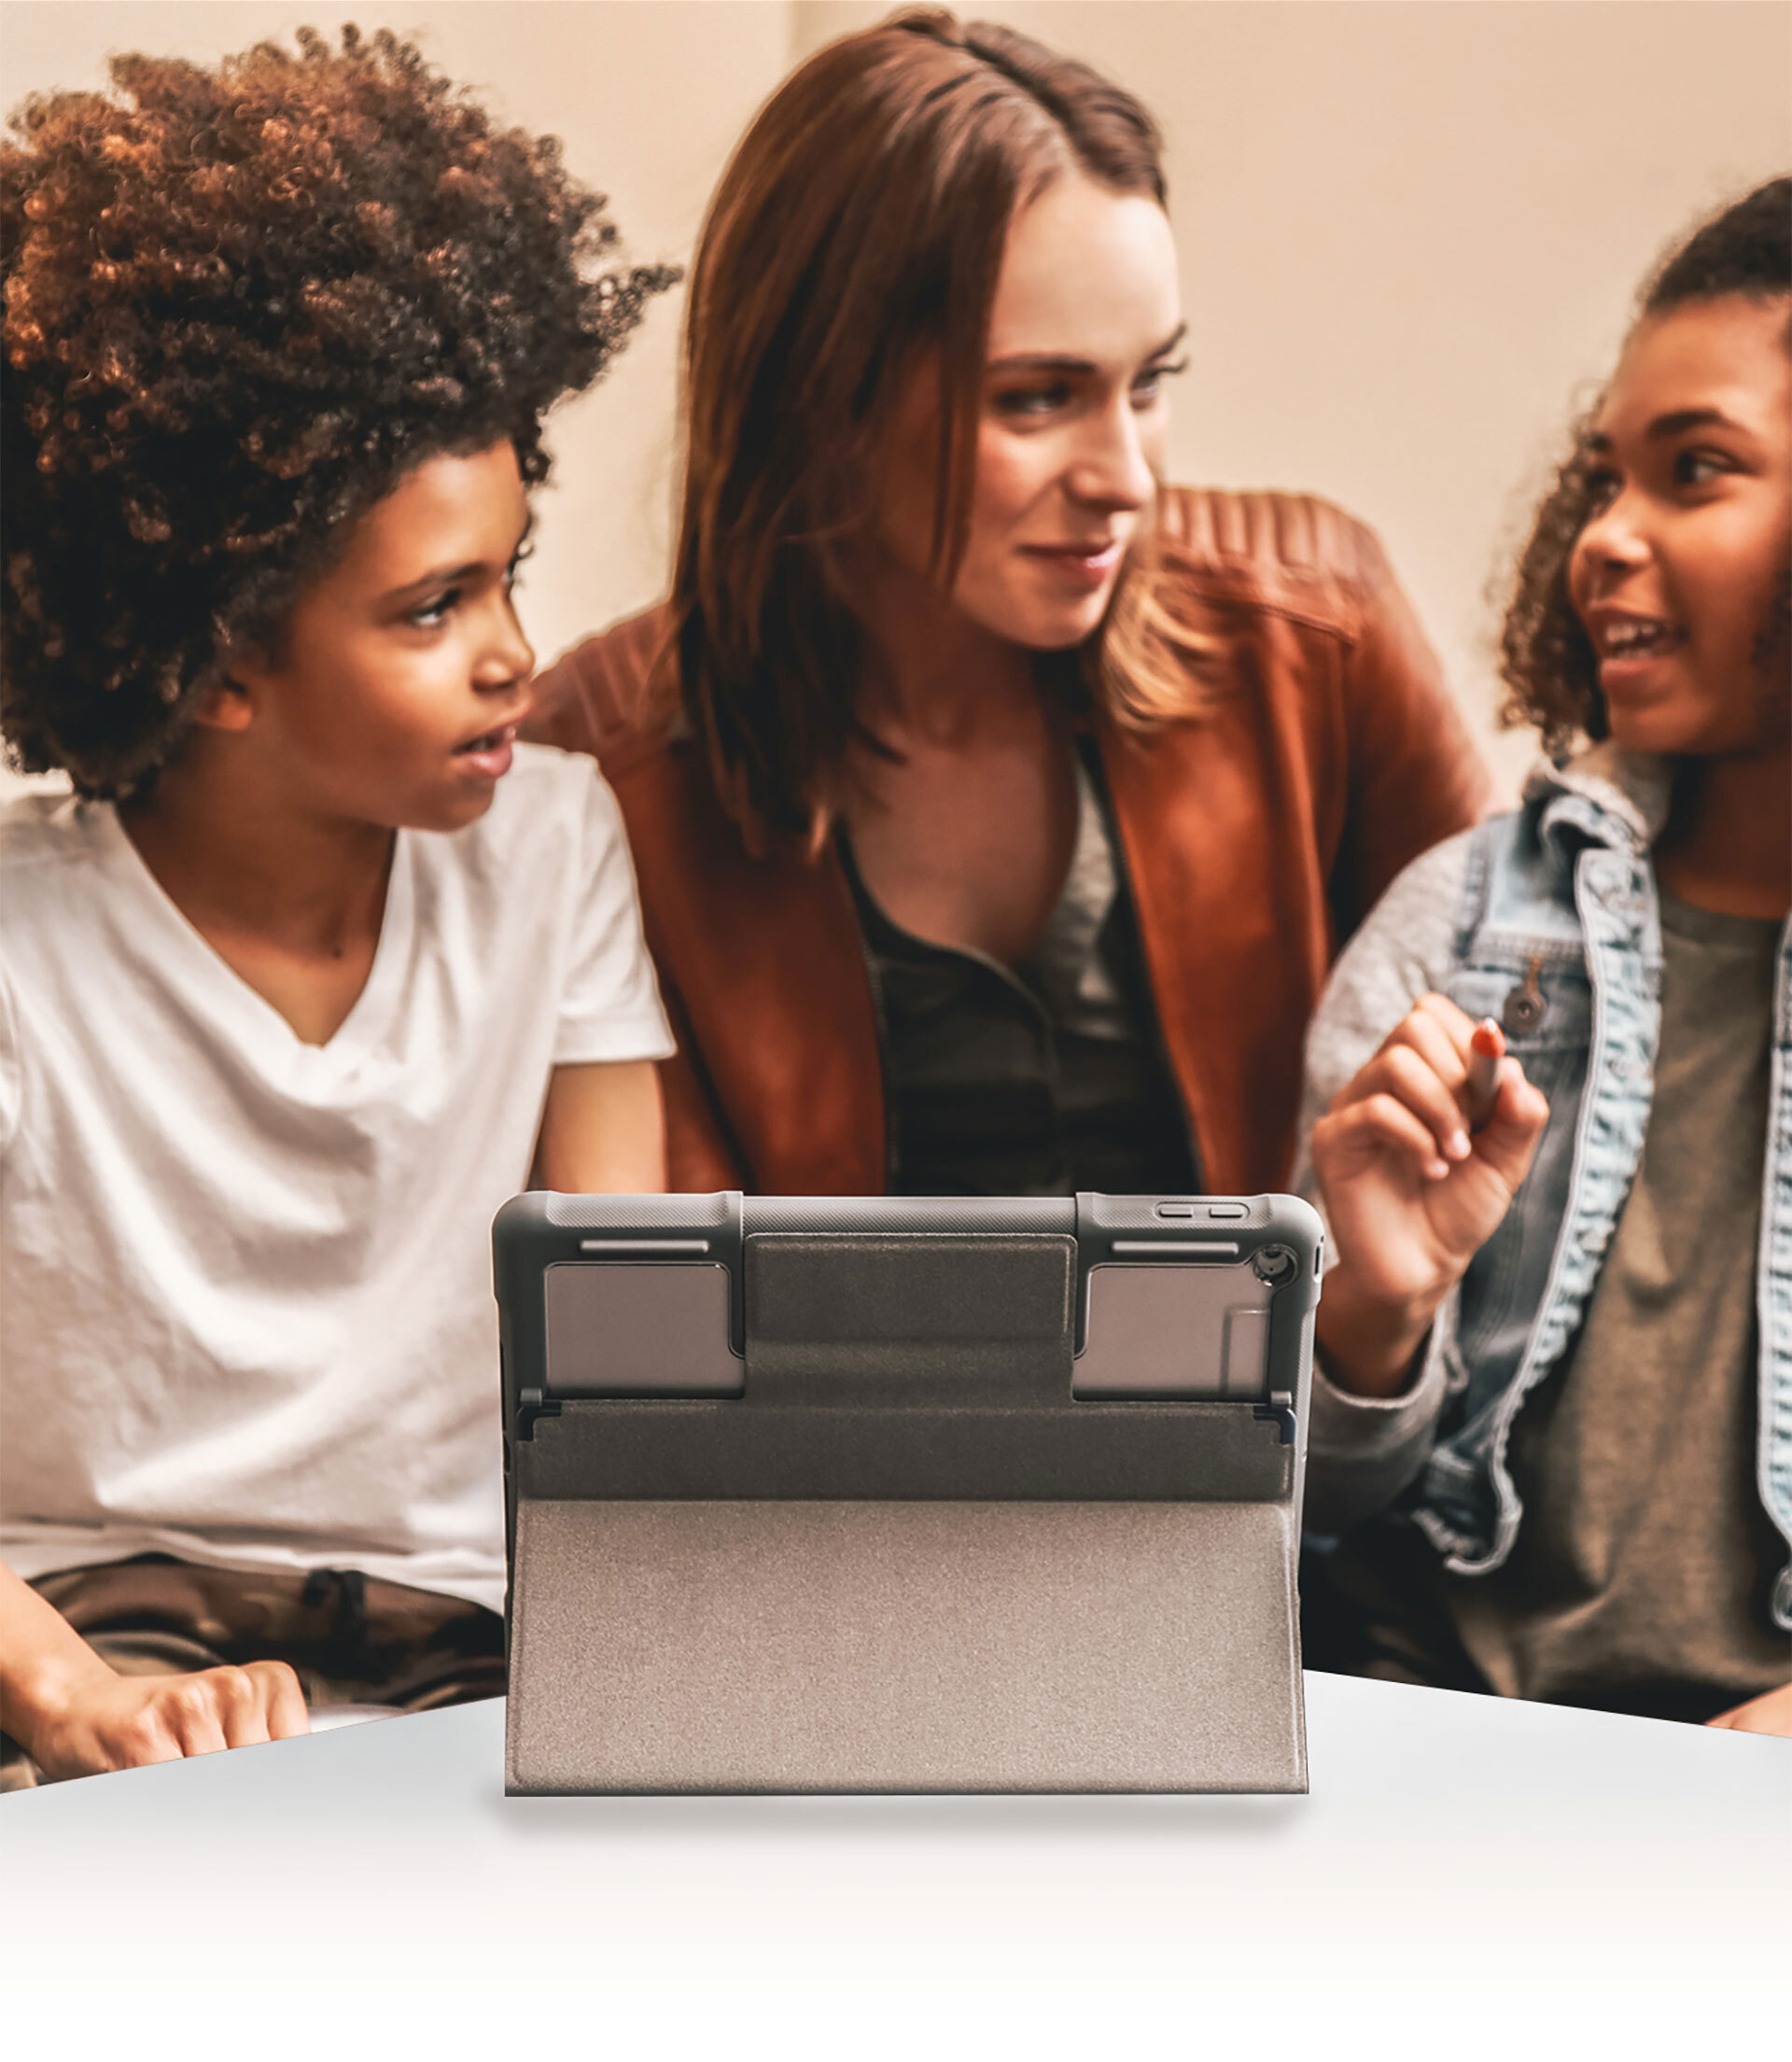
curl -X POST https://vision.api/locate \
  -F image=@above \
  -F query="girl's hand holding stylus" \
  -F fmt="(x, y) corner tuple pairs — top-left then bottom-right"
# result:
(1310, 994), (1550, 1397)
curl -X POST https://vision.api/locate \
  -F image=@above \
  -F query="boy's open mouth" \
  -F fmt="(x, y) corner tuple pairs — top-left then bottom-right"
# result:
(454, 722), (519, 756)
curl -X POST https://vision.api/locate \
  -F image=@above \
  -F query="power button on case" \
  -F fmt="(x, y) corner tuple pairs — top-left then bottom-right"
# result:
(1207, 1203), (1248, 1220)
(1154, 1202), (1197, 1219)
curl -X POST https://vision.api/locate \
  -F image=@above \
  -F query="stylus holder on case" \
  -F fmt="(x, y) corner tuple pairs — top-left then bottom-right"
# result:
(496, 1191), (1319, 1794)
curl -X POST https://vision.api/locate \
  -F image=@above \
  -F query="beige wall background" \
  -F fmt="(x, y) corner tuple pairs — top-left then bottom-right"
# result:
(3, 1), (1789, 803)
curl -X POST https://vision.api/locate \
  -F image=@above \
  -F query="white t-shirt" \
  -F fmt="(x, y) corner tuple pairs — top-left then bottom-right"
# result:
(0, 744), (673, 1614)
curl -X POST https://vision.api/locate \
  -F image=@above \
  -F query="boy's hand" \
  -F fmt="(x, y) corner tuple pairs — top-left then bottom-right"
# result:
(1311, 994), (1549, 1396)
(25, 1661), (310, 1781)
(1705, 1682), (1792, 1737)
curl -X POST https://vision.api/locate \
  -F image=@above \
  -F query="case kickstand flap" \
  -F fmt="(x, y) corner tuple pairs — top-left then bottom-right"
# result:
(497, 1192), (1319, 1794)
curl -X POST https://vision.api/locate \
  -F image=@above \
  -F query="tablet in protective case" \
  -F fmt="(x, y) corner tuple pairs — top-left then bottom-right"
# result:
(496, 1191), (1320, 1794)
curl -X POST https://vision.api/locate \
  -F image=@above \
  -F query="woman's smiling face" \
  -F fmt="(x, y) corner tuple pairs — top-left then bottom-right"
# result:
(876, 172), (1185, 652)
(1569, 293), (1792, 757)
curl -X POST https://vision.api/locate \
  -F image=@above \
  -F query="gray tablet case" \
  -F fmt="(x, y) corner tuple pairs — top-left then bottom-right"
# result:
(496, 1191), (1321, 1795)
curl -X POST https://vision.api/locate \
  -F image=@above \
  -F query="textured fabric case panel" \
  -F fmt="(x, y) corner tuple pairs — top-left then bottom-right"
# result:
(748, 1235), (1072, 1341)
(506, 1498), (1305, 1793)
(744, 1234), (1071, 1396)
(516, 1396), (1291, 1500)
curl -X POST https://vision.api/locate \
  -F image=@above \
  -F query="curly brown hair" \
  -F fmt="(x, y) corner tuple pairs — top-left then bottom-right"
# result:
(1498, 176), (1791, 750)
(2, 24), (676, 797)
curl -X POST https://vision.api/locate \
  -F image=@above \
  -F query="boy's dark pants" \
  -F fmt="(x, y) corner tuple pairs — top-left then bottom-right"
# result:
(0, 1553), (504, 1789)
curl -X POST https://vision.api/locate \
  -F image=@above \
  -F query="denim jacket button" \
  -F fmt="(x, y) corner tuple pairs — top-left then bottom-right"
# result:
(1503, 989), (1546, 1032)
(1501, 952), (1549, 1035)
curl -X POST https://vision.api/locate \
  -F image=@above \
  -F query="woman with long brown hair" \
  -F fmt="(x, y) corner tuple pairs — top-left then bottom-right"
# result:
(533, 7), (1489, 1198)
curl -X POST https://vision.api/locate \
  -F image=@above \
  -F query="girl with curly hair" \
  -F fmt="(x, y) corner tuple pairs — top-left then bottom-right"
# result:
(0, 28), (678, 1782)
(529, 9), (1490, 1202)
(1296, 178), (1792, 1733)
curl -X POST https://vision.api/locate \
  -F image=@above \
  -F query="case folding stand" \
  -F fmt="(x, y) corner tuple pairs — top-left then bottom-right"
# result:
(497, 1191), (1320, 1795)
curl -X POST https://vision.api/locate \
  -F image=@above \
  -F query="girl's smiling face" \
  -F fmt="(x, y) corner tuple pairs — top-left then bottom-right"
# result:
(1569, 293), (1792, 756)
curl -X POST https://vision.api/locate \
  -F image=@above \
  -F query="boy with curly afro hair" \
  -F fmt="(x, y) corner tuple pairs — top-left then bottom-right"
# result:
(0, 27), (679, 1783)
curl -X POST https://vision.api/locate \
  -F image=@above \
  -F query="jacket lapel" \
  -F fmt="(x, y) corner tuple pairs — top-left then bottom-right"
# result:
(1096, 667), (1333, 1195)
(612, 745), (885, 1195)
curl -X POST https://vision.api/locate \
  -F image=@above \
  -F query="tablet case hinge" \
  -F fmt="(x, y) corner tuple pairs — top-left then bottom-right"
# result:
(514, 1388), (562, 1443)
(1253, 1392), (1297, 1445)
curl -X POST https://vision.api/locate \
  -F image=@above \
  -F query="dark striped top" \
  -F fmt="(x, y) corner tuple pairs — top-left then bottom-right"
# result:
(841, 749), (1200, 1199)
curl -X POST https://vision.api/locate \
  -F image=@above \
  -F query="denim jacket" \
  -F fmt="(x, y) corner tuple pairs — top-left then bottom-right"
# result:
(1299, 747), (1792, 1629)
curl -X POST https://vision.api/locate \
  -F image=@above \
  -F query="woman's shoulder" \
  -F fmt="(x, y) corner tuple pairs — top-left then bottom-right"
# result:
(523, 605), (754, 874)
(526, 603), (679, 774)
(1150, 484), (1399, 635)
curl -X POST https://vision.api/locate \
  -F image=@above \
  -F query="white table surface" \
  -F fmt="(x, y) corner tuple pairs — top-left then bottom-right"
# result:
(4, 1670), (1785, 2055)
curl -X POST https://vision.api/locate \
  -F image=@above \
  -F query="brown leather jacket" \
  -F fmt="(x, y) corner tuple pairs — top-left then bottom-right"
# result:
(529, 487), (1491, 1196)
